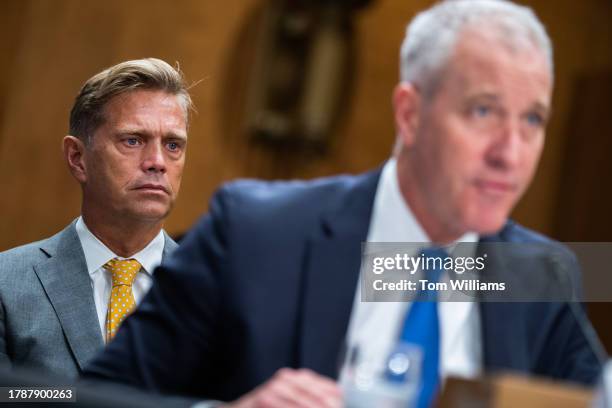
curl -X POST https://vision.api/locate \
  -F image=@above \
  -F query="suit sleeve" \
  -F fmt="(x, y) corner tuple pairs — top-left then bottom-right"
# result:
(82, 188), (232, 396)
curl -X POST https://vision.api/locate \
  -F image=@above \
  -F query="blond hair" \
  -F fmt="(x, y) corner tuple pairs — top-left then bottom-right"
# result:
(69, 58), (193, 145)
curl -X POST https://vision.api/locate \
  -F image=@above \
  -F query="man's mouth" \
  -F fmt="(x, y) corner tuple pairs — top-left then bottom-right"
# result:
(474, 179), (516, 196)
(133, 184), (169, 194)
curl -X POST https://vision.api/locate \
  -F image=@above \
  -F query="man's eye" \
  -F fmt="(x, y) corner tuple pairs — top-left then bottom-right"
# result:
(526, 112), (544, 127)
(473, 105), (491, 117)
(125, 138), (140, 146)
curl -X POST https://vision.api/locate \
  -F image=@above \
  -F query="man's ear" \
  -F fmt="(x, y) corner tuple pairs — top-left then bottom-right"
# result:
(63, 135), (87, 183)
(392, 82), (421, 149)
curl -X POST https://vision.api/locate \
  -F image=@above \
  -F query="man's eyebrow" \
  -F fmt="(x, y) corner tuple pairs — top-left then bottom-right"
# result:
(523, 101), (552, 124)
(115, 129), (145, 138)
(464, 94), (551, 115)
(164, 132), (188, 140)
(531, 101), (550, 114)
(116, 128), (187, 139)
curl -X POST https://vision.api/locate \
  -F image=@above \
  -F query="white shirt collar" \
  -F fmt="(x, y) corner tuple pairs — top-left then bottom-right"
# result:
(75, 216), (165, 276)
(367, 158), (478, 245)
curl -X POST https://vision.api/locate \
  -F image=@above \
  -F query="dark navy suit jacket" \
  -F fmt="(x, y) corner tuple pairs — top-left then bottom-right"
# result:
(83, 169), (603, 401)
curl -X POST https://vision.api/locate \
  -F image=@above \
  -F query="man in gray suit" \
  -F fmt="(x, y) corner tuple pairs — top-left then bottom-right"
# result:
(0, 58), (192, 378)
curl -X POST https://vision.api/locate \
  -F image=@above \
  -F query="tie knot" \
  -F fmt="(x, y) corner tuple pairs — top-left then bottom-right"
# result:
(104, 258), (141, 287)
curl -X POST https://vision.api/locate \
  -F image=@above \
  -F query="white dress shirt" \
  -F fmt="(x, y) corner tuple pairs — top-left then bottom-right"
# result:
(343, 159), (482, 382)
(75, 217), (165, 339)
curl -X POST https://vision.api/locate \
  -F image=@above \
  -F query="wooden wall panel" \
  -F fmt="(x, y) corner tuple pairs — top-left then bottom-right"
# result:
(512, 0), (612, 238)
(0, 0), (610, 251)
(0, 1), (28, 139)
(0, 0), (260, 247)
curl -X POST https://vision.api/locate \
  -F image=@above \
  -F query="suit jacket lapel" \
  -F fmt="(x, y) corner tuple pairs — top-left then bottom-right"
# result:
(298, 169), (382, 378)
(33, 222), (103, 371)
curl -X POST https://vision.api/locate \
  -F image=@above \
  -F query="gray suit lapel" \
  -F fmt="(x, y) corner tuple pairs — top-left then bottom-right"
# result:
(32, 222), (103, 371)
(161, 232), (178, 261)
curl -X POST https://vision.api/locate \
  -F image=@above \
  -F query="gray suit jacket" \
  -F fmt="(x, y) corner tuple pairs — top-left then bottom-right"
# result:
(0, 220), (178, 379)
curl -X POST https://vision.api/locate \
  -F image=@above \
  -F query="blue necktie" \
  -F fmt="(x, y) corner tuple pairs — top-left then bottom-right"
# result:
(398, 247), (446, 408)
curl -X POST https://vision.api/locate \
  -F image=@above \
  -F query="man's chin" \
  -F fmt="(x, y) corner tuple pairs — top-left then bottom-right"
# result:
(470, 218), (507, 236)
(464, 209), (509, 237)
(125, 204), (172, 223)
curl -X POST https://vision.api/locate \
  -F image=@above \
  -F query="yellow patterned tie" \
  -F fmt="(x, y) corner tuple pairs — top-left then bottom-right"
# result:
(103, 258), (141, 342)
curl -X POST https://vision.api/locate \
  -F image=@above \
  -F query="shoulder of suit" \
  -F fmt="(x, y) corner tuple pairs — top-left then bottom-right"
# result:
(205, 170), (379, 232)
(502, 220), (577, 261)
(216, 170), (377, 206)
(502, 220), (564, 244)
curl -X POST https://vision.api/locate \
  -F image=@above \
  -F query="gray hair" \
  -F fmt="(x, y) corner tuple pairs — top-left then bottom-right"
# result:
(400, 0), (553, 96)
(69, 58), (193, 145)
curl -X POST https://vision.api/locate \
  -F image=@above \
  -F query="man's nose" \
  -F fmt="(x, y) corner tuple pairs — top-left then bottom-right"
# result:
(486, 119), (522, 170)
(142, 143), (166, 173)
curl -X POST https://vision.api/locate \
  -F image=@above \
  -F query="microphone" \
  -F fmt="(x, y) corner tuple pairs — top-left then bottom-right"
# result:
(548, 250), (607, 366)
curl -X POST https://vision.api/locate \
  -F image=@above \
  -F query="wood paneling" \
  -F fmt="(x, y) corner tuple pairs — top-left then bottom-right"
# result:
(0, 0), (610, 248)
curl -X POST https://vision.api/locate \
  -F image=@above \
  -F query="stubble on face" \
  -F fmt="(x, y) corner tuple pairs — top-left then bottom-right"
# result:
(81, 90), (188, 228)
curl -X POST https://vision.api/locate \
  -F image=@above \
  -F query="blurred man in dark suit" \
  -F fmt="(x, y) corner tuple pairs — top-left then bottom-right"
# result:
(84, 1), (603, 407)
(0, 58), (191, 378)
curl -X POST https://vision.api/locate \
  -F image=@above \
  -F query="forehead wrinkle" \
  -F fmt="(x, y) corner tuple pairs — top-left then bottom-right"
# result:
(104, 89), (187, 125)
(111, 105), (187, 138)
(465, 93), (501, 101)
